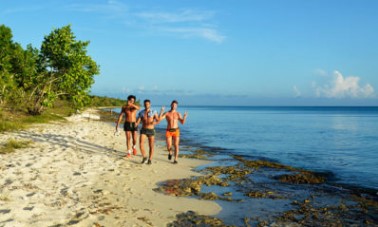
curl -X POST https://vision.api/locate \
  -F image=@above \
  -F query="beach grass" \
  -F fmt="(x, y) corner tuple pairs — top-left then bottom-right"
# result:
(0, 97), (125, 133)
(0, 139), (33, 154)
(0, 110), (67, 132)
(0, 100), (75, 133)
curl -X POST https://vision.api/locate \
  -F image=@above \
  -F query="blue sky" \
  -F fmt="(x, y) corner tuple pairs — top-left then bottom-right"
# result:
(2, 0), (378, 105)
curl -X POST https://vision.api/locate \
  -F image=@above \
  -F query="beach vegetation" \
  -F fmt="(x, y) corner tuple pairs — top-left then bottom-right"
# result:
(0, 24), (99, 115)
(0, 99), (72, 132)
(0, 24), (126, 131)
(26, 25), (99, 115)
(0, 139), (33, 154)
(0, 96), (125, 132)
(0, 109), (26, 132)
(89, 95), (126, 107)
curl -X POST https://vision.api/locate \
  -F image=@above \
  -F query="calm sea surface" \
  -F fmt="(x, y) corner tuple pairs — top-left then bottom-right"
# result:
(160, 107), (378, 189)
(118, 106), (378, 190)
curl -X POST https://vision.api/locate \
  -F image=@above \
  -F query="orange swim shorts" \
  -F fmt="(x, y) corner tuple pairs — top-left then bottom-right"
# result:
(166, 128), (180, 138)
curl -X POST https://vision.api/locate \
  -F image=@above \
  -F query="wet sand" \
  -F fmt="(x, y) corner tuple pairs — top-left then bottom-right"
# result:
(0, 109), (221, 226)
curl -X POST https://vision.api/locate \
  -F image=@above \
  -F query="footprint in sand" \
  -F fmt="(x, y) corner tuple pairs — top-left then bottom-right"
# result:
(0, 209), (11, 214)
(23, 206), (34, 211)
(24, 163), (32, 168)
(26, 192), (36, 197)
(66, 210), (89, 226)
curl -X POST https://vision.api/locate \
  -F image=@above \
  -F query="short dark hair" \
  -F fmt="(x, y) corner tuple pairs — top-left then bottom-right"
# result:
(144, 99), (150, 104)
(127, 95), (136, 101)
(171, 100), (178, 105)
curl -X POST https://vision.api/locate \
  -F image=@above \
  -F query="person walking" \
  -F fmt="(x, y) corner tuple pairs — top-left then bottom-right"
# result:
(159, 100), (187, 164)
(136, 99), (163, 165)
(115, 95), (140, 158)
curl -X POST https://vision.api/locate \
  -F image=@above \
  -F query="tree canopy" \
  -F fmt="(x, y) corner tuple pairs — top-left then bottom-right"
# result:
(0, 24), (100, 114)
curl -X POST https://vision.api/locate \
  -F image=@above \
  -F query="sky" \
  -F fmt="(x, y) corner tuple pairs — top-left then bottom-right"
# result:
(2, 0), (378, 106)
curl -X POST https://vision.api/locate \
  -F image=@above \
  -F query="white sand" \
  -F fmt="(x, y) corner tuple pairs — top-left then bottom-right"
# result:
(0, 109), (221, 227)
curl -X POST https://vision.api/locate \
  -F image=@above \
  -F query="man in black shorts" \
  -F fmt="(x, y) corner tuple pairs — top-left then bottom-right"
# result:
(115, 95), (140, 158)
(136, 99), (163, 164)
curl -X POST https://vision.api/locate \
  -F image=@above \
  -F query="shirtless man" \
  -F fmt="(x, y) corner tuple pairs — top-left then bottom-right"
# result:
(135, 99), (163, 165)
(115, 95), (140, 158)
(160, 100), (188, 164)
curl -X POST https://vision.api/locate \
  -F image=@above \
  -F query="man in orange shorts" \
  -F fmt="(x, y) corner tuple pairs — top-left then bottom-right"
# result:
(160, 100), (188, 164)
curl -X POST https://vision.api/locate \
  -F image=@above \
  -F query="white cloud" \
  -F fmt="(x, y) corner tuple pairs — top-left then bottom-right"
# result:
(136, 9), (214, 23)
(315, 70), (375, 98)
(2, 6), (44, 15)
(66, 2), (225, 43)
(314, 68), (327, 77)
(67, 0), (128, 15)
(161, 27), (225, 44)
(137, 9), (225, 44)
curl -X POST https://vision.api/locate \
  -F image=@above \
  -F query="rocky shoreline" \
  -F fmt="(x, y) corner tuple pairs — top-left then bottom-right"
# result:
(159, 148), (378, 226)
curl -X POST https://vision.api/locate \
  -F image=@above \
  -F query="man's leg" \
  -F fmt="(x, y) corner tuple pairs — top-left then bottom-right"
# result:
(166, 136), (173, 160)
(147, 136), (155, 164)
(132, 130), (138, 155)
(173, 136), (180, 163)
(139, 134), (147, 163)
(125, 131), (132, 158)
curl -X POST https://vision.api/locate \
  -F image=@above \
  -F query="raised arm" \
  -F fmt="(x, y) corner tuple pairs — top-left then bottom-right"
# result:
(158, 106), (166, 121)
(178, 111), (188, 124)
(154, 108), (164, 125)
(128, 101), (140, 110)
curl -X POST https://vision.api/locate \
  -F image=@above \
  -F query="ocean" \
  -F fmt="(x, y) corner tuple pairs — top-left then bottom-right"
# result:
(151, 106), (378, 191)
(114, 106), (378, 190)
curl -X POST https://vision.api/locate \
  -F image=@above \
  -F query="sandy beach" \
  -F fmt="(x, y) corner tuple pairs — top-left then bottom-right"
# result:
(0, 109), (221, 227)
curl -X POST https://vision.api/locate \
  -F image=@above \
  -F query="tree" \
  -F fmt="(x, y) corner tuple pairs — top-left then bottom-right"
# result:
(0, 25), (16, 105)
(28, 25), (100, 114)
(11, 44), (39, 90)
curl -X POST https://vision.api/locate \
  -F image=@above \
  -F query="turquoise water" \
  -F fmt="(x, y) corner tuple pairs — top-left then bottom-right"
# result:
(154, 106), (378, 190)
(115, 106), (378, 190)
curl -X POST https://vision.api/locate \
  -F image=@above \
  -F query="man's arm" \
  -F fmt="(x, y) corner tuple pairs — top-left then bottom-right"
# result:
(158, 106), (166, 121)
(178, 111), (188, 124)
(128, 101), (140, 110)
(115, 107), (125, 130)
(135, 110), (142, 127)
(154, 110), (162, 125)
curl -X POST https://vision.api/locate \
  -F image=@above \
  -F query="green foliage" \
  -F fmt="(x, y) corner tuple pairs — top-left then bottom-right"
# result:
(0, 24), (132, 132)
(0, 96), (126, 133)
(89, 95), (126, 107)
(0, 99), (72, 133)
(0, 139), (33, 154)
(0, 24), (17, 105)
(0, 118), (24, 132)
(0, 24), (100, 115)
(28, 25), (100, 114)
